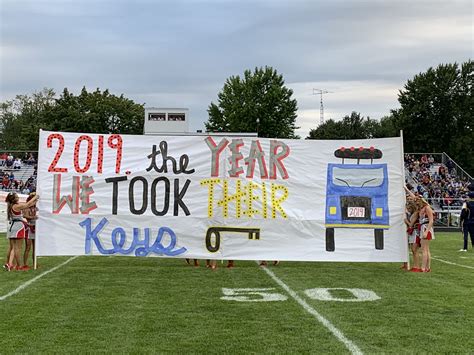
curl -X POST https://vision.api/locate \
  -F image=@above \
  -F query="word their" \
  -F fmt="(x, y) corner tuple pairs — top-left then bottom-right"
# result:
(200, 178), (289, 219)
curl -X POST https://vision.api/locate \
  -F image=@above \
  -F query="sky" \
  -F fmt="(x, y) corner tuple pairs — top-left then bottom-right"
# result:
(0, 0), (472, 138)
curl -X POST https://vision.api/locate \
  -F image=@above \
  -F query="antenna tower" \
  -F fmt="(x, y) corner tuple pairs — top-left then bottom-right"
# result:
(312, 88), (333, 125)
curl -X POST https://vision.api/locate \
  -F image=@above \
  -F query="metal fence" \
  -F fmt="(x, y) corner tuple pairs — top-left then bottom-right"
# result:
(435, 210), (463, 228)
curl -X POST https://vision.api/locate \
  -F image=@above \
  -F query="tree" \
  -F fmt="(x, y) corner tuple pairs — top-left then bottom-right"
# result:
(307, 112), (382, 140)
(45, 87), (144, 135)
(0, 87), (145, 151)
(394, 60), (473, 174)
(306, 119), (344, 140)
(206, 66), (299, 138)
(0, 88), (56, 150)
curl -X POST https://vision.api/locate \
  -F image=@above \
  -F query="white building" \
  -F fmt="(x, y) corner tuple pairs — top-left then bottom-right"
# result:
(144, 107), (190, 135)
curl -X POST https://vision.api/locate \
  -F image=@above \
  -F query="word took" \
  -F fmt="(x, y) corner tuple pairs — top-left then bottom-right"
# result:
(105, 176), (191, 216)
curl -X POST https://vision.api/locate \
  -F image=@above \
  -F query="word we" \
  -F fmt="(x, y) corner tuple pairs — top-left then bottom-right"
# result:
(205, 137), (290, 179)
(52, 174), (97, 214)
(79, 217), (187, 257)
(201, 178), (288, 219)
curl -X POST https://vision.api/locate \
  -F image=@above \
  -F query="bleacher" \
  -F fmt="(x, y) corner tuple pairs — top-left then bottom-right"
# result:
(1, 150), (472, 214)
(405, 153), (472, 212)
(0, 152), (37, 194)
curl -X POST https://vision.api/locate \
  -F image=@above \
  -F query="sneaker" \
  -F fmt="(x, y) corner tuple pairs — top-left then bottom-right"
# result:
(21, 265), (30, 271)
(185, 258), (191, 265)
(259, 261), (267, 266)
(459, 249), (467, 252)
(422, 268), (431, 273)
(273, 261), (280, 266)
(410, 268), (423, 272)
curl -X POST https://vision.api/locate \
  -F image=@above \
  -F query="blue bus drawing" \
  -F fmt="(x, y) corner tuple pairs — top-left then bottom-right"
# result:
(325, 147), (389, 251)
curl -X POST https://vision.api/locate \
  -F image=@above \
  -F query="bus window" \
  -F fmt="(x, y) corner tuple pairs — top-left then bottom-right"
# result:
(332, 167), (384, 188)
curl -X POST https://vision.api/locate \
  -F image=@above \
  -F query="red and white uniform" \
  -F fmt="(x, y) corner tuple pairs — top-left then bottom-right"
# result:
(7, 209), (28, 239)
(406, 211), (419, 244)
(418, 208), (435, 241)
(25, 206), (37, 240)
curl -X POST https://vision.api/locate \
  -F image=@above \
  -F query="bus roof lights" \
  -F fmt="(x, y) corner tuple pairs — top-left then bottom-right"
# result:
(334, 147), (383, 163)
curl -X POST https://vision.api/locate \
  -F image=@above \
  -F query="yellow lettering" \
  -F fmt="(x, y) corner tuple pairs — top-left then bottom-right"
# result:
(271, 184), (288, 219)
(200, 179), (288, 219)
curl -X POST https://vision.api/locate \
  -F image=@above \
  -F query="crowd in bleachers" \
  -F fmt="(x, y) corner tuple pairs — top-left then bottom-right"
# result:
(405, 154), (471, 210)
(1, 151), (471, 210)
(0, 152), (37, 194)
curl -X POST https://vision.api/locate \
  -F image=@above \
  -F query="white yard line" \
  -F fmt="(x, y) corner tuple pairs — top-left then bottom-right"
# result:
(432, 256), (474, 270)
(0, 256), (79, 301)
(259, 265), (363, 355)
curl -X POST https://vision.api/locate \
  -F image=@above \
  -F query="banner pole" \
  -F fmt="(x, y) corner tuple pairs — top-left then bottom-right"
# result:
(33, 241), (37, 270)
(400, 130), (410, 270)
(34, 129), (43, 271)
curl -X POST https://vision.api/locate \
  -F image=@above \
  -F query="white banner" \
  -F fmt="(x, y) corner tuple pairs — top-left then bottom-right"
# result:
(36, 130), (407, 262)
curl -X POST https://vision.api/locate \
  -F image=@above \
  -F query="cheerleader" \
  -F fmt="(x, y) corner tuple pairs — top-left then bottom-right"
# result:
(22, 192), (38, 270)
(4, 192), (39, 271)
(405, 200), (421, 272)
(415, 197), (435, 272)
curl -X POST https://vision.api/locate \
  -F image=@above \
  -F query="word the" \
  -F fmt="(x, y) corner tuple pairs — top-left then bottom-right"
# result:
(52, 174), (97, 214)
(201, 178), (288, 219)
(205, 137), (290, 179)
(105, 176), (191, 216)
(146, 141), (195, 174)
(47, 133), (122, 174)
(79, 217), (187, 257)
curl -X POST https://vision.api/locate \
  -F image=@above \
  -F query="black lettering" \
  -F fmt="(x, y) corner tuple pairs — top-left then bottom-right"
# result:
(146, 141), (195, 174)
(105, 176), (128, 214)
(173, 178), (191, 216)
(151, 177), (170, 216)
(129, 176), (148, 215)
(179, 154), (194, 174)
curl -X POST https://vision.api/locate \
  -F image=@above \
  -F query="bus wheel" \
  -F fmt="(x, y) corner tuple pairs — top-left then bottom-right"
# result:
(326, 228), (335, 252)
(374, 229), (384, 250)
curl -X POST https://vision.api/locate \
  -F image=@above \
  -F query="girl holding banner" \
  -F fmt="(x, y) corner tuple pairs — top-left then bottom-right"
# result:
(4, 192), (39, 271)
(415, 197), (434, 273)
(22, 192), (38, 270)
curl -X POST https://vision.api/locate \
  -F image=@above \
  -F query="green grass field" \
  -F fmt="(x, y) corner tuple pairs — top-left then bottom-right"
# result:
(1, 232), (473, 354)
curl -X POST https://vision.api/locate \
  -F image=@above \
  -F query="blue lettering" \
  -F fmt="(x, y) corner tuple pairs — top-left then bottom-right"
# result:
(79, 218), (187, 257)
